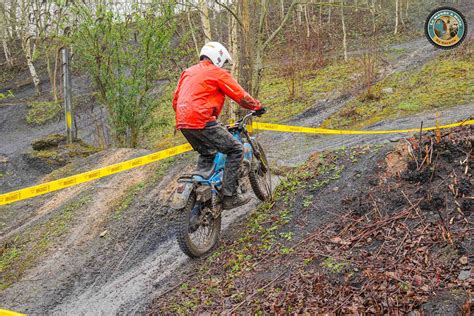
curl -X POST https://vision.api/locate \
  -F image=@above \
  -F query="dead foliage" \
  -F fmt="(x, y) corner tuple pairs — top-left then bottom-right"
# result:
(149, 125), (473, 314)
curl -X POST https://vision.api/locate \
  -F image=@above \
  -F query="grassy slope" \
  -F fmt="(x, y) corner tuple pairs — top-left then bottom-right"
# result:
(322, 42), (474, 129)
(147, 40), (472, 147)
(259, 60), (360, 123)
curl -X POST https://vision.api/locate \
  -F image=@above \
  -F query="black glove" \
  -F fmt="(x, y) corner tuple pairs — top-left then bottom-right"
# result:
(254, 107), (267, 117)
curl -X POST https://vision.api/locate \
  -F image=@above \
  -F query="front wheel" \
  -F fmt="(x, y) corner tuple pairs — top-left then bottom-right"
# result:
(249, 140), (272, 201)
(176, 192), (221, 258)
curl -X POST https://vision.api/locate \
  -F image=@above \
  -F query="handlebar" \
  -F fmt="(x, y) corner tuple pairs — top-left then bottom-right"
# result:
(239, 108), (266, 128)
(226, 108), (266, 131)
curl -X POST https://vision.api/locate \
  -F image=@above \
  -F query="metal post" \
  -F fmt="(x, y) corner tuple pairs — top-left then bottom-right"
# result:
(62, 47), (73, 144)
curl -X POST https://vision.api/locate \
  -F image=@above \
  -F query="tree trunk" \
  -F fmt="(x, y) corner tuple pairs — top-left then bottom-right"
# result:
(371, 0), (376, 34)
(394, 0), (399, 35)
(9, 0), (18, 38)
(52, 47), (60, 101)
(212, 9), (221, 41)
(187, 7), (200, 56)
(199, 0), (212, 42)
(229, 10), (239, 79)
(304, 4), (311, 37)
(297, 4), (302, 25)
(405, 0), (409, 22)
(319, 2), (322, 27)
(238, 0), (253, 95)
(328, 0), (332, 24)
(2, 32), (13, 67)
(341, 0), (348, 62)
(222, 8), (239, 123)
(400, 0), (405, 26)
(22, 37), (41, 95)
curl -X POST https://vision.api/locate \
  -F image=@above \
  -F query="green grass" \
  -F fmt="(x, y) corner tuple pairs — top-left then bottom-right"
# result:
(111, 157), (176, 220)
(260, 59), (360, 123)
(26, 100), (62, 125)
(112, 181), (145, 220)
(322, 43), (474, 129)
(321, 257), (349, 274)
(0, 90), (14, 100)
(0, 195), (91, 289)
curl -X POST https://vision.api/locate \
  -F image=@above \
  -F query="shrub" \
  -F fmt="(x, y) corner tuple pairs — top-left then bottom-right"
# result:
(26, 101), (62, 125)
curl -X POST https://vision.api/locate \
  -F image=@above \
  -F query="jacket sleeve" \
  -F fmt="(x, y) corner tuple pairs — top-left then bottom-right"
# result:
(172, 72), (185, 112)
(216, 69), (261, 111)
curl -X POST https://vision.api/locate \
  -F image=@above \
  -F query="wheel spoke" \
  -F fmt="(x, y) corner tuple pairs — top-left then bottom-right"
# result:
(188, 207), (215, 249)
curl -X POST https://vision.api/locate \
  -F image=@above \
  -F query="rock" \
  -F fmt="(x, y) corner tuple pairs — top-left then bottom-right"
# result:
(32, 134), (66, 151)
(332, 186), (339, 192)
(0, 154), (8, 163)
(381, 87), (394, 94)
(458, 270), (470, 281)
(99, 230), (108, 237)
(459, 256), (468, 265)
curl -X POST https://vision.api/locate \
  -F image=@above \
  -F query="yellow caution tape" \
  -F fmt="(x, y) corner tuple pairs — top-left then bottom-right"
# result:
(0, 144), (192, 206)
(0, 119), (472, 206)
(0, 309), (27, 316)
(251, 119), (474, 135)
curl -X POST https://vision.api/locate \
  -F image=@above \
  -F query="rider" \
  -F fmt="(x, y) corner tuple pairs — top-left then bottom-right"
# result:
(172, 42), (263, 210)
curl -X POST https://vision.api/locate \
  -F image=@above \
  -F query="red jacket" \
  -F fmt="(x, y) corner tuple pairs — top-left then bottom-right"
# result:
(172, 60), (261, 129)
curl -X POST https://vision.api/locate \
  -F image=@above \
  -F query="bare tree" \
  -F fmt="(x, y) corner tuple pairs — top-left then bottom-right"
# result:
(1, 27), (13, 67)
(400, 0), (405, 26)
(12, 0), (42, 95)
(199, 0), (212, 42)
(394, 0), (399, 35)
(405, 0), (409, 22)
(187, 6), (200, 56)
(341, 0), (348, 62)
(328, 0), (332, 24)
(216, 0), (298, 97)
(371, 0), (376, 34)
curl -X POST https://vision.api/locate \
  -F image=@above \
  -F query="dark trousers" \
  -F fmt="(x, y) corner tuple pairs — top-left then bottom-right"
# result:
(181, 124), (243, 196)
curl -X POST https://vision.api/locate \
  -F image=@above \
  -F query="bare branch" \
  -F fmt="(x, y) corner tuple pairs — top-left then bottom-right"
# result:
(214, 0), (243, 28)
(262, 0), (298, 50)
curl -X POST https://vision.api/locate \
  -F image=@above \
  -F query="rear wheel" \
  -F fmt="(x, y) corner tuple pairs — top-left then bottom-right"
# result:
(249, 140), (272, 201)
(176, 192), (221, 258)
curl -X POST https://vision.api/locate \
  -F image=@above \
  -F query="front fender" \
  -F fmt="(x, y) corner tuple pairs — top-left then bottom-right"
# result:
(170, 182), (194, 210)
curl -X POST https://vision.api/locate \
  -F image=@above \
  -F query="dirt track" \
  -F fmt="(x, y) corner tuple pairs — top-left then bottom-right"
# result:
(1, 37), (473, 314)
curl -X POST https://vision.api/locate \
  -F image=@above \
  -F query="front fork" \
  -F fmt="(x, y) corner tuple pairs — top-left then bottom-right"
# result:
(242, 131), (268, 174)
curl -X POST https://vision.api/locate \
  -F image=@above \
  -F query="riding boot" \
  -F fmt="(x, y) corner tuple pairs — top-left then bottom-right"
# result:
(222, 194), (251, 210)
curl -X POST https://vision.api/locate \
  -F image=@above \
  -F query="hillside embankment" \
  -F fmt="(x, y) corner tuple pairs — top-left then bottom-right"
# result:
(149, 125), (473, 314)
(0, 36), (473, 314)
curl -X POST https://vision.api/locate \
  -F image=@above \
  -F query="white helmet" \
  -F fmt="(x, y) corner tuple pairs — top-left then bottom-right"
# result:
(199, 41), (232, 68)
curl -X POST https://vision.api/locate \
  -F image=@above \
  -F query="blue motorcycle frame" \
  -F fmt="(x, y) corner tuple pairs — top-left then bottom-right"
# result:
(171, 112), (265, 210)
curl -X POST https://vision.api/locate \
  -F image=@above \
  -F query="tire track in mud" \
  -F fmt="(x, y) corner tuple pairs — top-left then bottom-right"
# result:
(3, 38), (472, 314)
(52, 196), (264, 314)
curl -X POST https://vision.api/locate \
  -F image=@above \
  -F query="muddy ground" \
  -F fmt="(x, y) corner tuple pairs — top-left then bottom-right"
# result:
(149, 126), (473, 314)
(0, 37), (473, 314)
